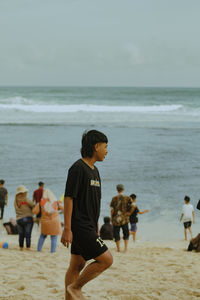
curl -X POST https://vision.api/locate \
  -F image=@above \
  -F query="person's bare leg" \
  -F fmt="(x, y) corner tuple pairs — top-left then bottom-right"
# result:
(132, 232), (136, 242)
(116, 241), (120, 252)
(65, 254), (86, 300)
(124, 239), (128, 252)
(184, 228), (187, 240)
(68, 250), (113, 300)
(188, 227), (193, 239)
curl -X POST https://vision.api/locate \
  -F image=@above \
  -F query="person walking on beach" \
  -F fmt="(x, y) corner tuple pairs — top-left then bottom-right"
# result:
(129, 194), (149, 242)
(0, 179), (8, 220)
(33, 189), (63, 253)
(180, 195), (195, 240)
(14, 185), (35, 250)
(33, 181), (44, 225)
(110, 184), (134, 252)
(61, 130), (113, 300)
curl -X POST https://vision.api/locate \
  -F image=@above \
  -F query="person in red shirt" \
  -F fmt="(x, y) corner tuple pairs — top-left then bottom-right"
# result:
(33, 181), (44, 224)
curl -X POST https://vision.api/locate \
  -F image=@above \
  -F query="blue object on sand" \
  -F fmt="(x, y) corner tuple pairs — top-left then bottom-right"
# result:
(3, 242), (8, 249)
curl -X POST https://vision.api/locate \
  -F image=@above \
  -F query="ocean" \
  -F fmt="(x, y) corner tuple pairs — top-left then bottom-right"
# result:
(0, 86), (200, 241)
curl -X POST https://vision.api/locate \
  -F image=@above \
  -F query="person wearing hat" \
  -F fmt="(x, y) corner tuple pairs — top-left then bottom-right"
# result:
(110, 184), (134, 252)
(14, 185), (35, 250)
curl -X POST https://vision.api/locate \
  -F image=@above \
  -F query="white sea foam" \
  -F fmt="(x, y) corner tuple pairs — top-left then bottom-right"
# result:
(0, 96), (33, 105)
(0, 103), (182, 113)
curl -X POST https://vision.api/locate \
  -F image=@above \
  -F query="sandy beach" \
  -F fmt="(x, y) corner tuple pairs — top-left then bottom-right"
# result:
(0, 227), (200, 300)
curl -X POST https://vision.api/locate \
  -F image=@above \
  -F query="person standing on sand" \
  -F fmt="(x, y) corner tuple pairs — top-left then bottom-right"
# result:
(33, 189), (63, 253)
(110, 184), (134, 252)
(180, 195), (195, 240)
(0, 179), (8, 220)
(33, 181), (44, 225)
(61, 130), (113, 300)
(14, 185), (35, 250)
(129, 194), (149, 242)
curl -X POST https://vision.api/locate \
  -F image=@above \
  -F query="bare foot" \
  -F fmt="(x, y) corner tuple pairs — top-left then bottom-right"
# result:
(67, 284), (85, 300)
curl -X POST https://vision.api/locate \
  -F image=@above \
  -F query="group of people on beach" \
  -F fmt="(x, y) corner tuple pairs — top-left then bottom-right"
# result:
(1, 180), (63, 252)
(99, 184), (149, 252)
(1, 129), (199, 300)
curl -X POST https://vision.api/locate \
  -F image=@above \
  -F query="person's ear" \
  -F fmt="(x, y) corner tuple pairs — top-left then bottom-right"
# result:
(94, 143), (99, 152)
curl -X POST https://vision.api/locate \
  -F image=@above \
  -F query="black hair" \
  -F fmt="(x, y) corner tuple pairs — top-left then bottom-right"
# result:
(0, 179), (5, 185)
(81, 130), (108, 158)
(130, 194), (137, 200)
(184, 195), (190, 203)
(38, 181), (44, 187)
(104, 216), (110, 224)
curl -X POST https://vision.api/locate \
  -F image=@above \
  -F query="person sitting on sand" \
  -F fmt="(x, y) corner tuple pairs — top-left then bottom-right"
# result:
(129, 194), (149, 242)
(110, 184), (134, 252)
(3, 218), (18, 235)
(100, 216), (113, 240)
(33, 189), (63, 253)
(180, 195), (195, 240)
(14, 185), (35, 250)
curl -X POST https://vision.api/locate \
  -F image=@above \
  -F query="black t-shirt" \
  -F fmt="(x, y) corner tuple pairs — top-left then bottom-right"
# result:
(130, 206), (139, 223)
(65, 159), (101, 233)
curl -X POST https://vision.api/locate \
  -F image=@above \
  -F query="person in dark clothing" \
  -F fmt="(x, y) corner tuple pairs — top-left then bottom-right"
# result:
(0, 179), (8, 220)
(61, 130), (113, 300)
(3, 218), (18, 235)
(129, 194), (149, 242)
(33, 181), (44, 224)
(110, 184), (134, 252)
(100, 217), (113, 240)
(188, 233), (200, 252)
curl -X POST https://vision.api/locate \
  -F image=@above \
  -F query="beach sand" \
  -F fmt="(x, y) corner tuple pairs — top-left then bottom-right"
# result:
(0, 230), (200, 300)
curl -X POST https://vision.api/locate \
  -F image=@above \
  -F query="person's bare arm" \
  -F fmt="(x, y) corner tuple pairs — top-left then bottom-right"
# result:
(61, 196), (73, 248)
(127, 205), (136, 216)
(110, 207), (114, 223)
(180, 213), (184, 222)
(192, 211), (195, 224)
(97, 223), (100, 235)
(138, 209), (149, 215)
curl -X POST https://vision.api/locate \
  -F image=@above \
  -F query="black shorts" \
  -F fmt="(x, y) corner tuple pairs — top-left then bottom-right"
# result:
(184, 221), (192, 229)
(113, 223), (129, 242)
(71, 230), (108, 261)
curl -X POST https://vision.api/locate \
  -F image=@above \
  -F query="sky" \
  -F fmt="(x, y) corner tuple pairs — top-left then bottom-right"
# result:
(0, 0), (200, 87)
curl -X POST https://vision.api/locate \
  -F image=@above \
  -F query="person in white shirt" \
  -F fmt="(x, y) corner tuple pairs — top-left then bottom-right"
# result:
(180, 195), (195, 240)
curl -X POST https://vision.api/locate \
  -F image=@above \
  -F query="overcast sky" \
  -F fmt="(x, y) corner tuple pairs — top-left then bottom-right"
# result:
(0, 0), (200, 87)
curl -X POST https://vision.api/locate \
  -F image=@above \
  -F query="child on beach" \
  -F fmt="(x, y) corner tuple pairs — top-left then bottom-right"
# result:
(180, 195), (195, 240)
(129, 194), (149, 242)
